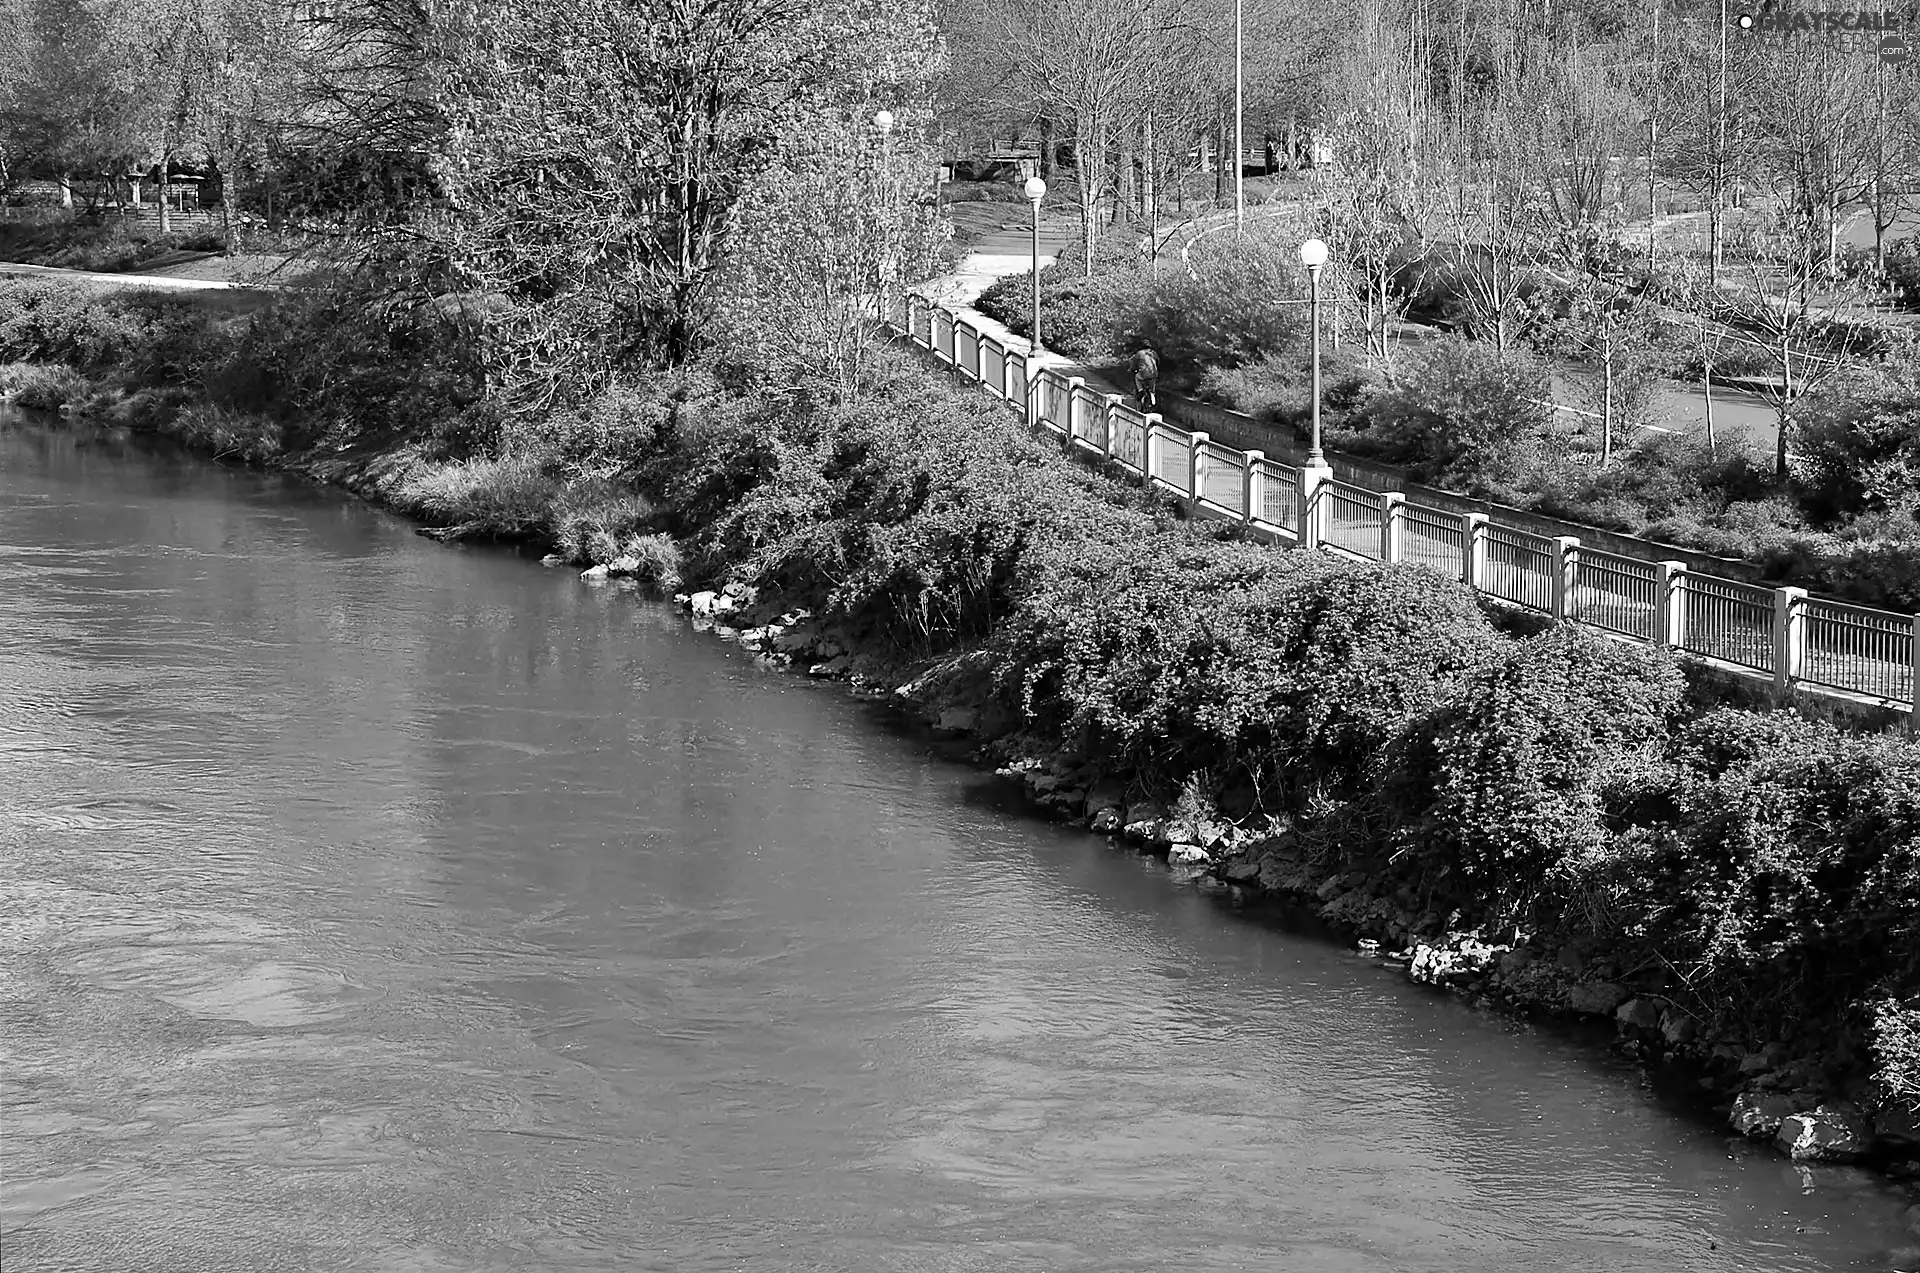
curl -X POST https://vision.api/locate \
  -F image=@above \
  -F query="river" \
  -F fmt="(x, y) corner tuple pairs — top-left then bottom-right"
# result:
(2, 417), (1916, 1273)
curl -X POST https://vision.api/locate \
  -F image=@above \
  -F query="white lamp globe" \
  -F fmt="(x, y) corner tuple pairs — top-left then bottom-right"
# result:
(1024, 176), (1047, 201)
(874, 110), (894, 133)
(1299, 238), (1330, 269)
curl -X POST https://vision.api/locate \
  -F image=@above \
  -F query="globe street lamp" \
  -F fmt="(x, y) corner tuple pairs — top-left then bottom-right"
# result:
(874, 109), (893, 135)
(1024, 175), (1047, 353)
(1300, 237), (1329, 463)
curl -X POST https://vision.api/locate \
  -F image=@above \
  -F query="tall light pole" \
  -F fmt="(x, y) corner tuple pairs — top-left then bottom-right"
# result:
(1300, 238), (1329, 462)
(874, 110), (894, 320)
(1025, 176), (1047, 352)
(1234, 0), (1245, 233)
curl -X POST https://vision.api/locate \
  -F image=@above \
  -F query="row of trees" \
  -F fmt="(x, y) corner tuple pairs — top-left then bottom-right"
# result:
(1, 0), (952, 400)
(0, 0), (308, 234)
(941, 0), (1920, 285)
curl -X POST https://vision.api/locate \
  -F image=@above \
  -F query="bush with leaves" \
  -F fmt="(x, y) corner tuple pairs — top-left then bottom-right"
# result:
(1792, 364), (1920, 524)
(974, 266), (1137, 359)
(1115, 244), (1306, 377)
(1195, 347), (1377, 429)
(1672, 717), (1920, 1047)
(1001, 538), (1499, 806)
(1339, 337), (1553, 489)
(1384, 626), (1688, 920)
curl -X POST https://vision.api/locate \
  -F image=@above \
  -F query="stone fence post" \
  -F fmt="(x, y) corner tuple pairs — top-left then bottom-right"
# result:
(1774, 586), (1808, 692)
(1188, 432), (1210, 509)
(1380, 493), (1406, 564)
(1461, 513), (1489, 590)
(1655, 561), (1687, 648)
(1552, 536), (1580, 622)
(1243, 451), (1266, 527)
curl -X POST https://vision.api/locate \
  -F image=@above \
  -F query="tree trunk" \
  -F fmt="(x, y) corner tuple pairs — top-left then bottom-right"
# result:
(158, 149), (172, 235)
(1077, 120), (1100, 278)
(1601, 356), (1615, 466)
(1702, 355), (1716, 455)
(1775, 337), (1792, 480)
(1039, 117), (1055, 181)
(57, 175), (72, 208)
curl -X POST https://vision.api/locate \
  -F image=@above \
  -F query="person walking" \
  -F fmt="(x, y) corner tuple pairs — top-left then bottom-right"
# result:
(1129, 346), (1159, 411)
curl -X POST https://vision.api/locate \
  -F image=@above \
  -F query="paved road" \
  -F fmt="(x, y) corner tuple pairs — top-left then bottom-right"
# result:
(0, 260), (242, 290)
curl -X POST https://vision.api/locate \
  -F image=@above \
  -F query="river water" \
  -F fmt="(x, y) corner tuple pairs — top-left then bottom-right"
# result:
(2, 417), (1916, 1273)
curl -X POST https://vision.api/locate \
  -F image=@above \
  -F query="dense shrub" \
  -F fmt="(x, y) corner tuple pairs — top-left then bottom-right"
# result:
(632, 351), (1160, 652)
(1195, 347), (1378, 428)
(974, 265), (1136, 359)
(1116, 236), (1307, 375)
(1385, 626), (1688, 918)
(0, 218), (228, 272)
(206, 281), (480, 445)
(1337, 338), (1553, 489)
(1793, 365), (1920, 523)
(1674, 721), (1920, 1042)
(1004, 539), (1498, 803)
(0, 362), (90, 409)
(1887, 239), (1920, 308)
(392, 454), (562, 535)
(0, 279), (176, 366)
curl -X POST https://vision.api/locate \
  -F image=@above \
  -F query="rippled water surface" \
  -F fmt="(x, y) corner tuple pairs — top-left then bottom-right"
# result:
(3, 419), (1916, 1273)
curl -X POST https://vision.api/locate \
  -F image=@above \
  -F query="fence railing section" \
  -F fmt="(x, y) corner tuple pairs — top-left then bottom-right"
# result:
(901, 294), (1920, 720)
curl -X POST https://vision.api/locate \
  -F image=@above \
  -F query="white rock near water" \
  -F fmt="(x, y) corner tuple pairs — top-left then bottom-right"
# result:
(1729, 1092), (1798, 1139)
(1775, 1104), (1872, 1162)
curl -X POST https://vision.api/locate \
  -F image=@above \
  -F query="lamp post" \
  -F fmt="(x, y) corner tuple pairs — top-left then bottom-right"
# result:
(874, 110), (894, 320)
(1300, 237), (1329, 462)
(1233, 0), (1244, 233)
(1025, 175), (1047, 352)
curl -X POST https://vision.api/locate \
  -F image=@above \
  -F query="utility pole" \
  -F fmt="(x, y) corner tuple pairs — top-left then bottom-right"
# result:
(1711, 0), (1728, 284)
(1234, 0), (1244, 232)
(1647, 117), (1659, 277)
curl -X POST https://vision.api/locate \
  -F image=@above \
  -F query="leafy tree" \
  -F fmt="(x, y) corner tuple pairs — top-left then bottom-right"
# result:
(718, 111), (945, 401)
(424, 0), (940, 402)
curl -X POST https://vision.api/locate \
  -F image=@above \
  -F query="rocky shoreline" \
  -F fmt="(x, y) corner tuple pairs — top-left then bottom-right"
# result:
(649, 575), (1920, 1196)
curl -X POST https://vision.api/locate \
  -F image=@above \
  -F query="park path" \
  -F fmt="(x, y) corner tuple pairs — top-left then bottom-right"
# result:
(0, 259), (241, 291)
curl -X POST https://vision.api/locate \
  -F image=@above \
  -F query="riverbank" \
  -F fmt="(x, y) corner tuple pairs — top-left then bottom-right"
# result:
(6, 275), (1920, 1195)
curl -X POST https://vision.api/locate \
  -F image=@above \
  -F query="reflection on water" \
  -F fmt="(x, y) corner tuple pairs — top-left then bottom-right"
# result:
(1, 419), (1915, 1273)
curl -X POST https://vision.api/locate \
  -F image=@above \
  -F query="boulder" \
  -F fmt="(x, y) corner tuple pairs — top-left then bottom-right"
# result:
(1616, 998), (1665, 1033)
(1221, 856), (1262, 885)
(1168, 843), (1210, 866)
(1496, 948), (1534, 976)
(722, 581), (756, 603)
(1567, 982), (1630, 1016)
(807, 656), (852, 678)
(1660, 1010), (1701, 1046)
(580, 563), (611, 580)
(1775, 1104), (1872, 1162)
(606, 554), (642, 576)
(688, 590), (723, 615)
(1124, 802), (1167, 828)
(935, 707), (978, 734)
(773, 624), (820, 654)
(1083, 783), (1126, 818)
(1089, 808), (1123, 834)
(540, 554), (567, 567)
(1904, 1203), (1920, 1237)
(1123, 819), (1170, 844)
(1730, 1092), (1798, 1138)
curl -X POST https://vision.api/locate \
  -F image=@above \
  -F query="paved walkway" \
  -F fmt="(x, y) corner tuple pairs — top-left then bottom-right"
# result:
(0, 260), (242, 290)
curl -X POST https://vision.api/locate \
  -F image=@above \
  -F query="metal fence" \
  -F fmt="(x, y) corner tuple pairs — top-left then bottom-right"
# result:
(1572, 548), (1659, 642)
(902, 295), (1920, 720)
